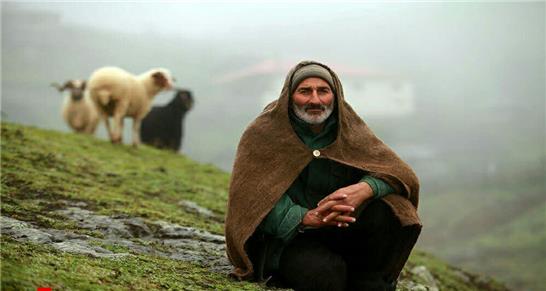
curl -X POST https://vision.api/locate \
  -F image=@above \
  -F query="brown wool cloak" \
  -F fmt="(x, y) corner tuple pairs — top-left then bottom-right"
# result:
(225, 60), (421, 280)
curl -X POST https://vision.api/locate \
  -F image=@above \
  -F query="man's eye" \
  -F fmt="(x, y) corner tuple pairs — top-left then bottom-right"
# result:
(318, 88), (330, 94)
(299, 89), (311, 94)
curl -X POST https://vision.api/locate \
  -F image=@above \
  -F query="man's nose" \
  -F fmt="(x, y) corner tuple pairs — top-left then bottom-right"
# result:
(310, 90), (321, 103)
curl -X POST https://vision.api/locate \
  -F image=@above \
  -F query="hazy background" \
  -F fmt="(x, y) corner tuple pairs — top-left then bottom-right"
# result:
(2, 2), (544, 290)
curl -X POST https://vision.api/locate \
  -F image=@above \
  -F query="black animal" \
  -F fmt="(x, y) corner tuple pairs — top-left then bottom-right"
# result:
(140, 89), (194, 151)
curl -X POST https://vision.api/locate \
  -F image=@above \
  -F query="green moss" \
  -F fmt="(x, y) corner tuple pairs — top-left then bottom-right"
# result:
(1, 237), (261, 291)
(1, 122), (228, 235)
(420, 182), (545, 290)
(407, 250), (508, 291)
(0, 122), (261, 290)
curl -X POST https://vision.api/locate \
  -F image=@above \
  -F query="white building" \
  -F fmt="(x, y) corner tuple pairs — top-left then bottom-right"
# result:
(217, 59), (416, 118)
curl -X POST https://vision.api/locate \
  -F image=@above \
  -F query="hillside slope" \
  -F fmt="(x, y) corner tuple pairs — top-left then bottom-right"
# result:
(0, 122), (510, 291)
(420, 181), (545, 290)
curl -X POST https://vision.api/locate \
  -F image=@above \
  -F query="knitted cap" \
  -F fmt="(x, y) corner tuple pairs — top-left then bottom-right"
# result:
(290, 64), (335, 93)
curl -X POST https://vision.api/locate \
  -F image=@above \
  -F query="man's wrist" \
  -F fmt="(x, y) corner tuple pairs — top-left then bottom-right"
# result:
(302, 209), (314, 226)
(358, 182), (375, 199)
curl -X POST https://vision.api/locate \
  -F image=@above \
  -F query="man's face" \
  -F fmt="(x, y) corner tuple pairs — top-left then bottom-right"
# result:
(292, 77), (335, 125)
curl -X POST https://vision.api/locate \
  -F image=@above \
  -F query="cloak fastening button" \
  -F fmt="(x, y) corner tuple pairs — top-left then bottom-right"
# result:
(313, 150), (321, 158)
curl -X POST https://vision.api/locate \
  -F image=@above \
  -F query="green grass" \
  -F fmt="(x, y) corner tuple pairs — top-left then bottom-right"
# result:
(1, 237), (260, 291)
(405, 250), (508, 291)
(0, 122), (262, 290)
(419, 179), (545, 290)
(442, 203), (546, 290)
(1, 122), (229, 235)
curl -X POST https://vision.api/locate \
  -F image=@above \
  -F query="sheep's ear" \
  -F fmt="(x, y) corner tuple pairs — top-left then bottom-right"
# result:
(51, 82), (63, 92)
(63, 81), (75, 90)
(182, 92), (194, 110)
(184, 98), (194, 110)
(152, 72), (168, 88)
(81, 80), (87, 90)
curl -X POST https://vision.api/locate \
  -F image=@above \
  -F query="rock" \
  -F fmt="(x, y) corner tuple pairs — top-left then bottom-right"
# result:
(1, 216), (53, 244)
(58, 200), (88, 208)
(73, 201), (89, 208)
(452, 268), (471, 284)
(410, 265), (439, 291)
(56, 207), (132, 238)
(398, 279), (430, 291)
(3, 209), (232, 274)
(178, 200), (219, 220)
(119, 217), (153, 238)
(153, 220), (225, 243)
(53, 240), (129, 259)
(46, 229), (91, 242)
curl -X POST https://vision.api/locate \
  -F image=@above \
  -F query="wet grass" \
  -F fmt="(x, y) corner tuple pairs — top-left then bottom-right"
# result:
(1, 237), (261, 291)
(404, 250), (509, 291)
(1, 122), (229, 235)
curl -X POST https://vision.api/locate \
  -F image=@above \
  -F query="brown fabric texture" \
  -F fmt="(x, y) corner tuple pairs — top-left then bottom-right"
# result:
(225, 60), (421, 280)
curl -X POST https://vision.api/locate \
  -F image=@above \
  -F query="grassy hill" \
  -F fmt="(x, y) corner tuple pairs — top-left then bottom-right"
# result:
(1, 122), (510, 290)
(419, 171), (545, 290)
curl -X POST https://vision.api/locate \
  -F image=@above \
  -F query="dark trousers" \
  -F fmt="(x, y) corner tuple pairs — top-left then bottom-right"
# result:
(275, 200), (420, 291)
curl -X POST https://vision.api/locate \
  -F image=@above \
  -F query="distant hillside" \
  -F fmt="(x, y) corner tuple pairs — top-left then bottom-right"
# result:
(0, 122), (510, 291)
(419, 169), (545, 290)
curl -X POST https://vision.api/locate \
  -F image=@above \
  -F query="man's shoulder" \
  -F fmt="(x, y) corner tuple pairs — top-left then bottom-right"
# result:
(240, 103), (279, 137)
(238, 116), (270, 144)
(262, 100), (277, 113)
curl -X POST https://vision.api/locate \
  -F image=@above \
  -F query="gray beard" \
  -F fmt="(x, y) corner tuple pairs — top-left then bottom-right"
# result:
(292, 102), (334, 125)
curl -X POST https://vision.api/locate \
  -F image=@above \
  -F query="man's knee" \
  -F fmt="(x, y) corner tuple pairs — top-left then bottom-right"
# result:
(279, 238), (347, 290)
(296, 256), (346, 291)
(357, 199), (400, 231)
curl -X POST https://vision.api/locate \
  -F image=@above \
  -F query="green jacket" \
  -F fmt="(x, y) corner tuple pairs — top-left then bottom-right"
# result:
(256, 111), (395, 274)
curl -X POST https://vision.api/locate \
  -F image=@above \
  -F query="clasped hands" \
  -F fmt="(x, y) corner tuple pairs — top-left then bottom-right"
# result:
(301, 182), (374, 228)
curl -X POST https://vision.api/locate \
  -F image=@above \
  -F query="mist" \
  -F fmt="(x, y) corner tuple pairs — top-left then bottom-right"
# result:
(2, 2), (544, 290)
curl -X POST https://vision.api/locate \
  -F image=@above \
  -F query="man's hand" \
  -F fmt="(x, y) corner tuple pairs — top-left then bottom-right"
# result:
(317, 182), (374, 224)
(302, 199), (356, 228)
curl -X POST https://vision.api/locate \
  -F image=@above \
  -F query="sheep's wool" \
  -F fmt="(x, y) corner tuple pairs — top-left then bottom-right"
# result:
(225, 61), (422, 280)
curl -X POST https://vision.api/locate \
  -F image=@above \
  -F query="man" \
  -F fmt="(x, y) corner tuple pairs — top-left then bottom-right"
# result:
(225, 61), (421, 291)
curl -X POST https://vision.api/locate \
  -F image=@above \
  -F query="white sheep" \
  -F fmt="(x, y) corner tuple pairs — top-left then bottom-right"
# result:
(52, 80), (99, 135)
(86, 67), (174, 146)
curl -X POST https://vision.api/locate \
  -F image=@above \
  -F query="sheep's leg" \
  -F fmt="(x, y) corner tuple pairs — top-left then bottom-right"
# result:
(88, 118), (99, 135)
(173, 137), (181, 152)
(101, 113), (114, 141)
(87, 109), (99, 135)
(111, 112), (124, 144)
(132, 119), (141, 147)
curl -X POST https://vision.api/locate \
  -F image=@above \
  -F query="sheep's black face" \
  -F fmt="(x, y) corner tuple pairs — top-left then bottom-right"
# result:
(70, 88), (85, 101)
(175, 90), (194, 111)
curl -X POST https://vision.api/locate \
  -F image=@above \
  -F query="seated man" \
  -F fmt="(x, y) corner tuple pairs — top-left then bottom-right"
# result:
(225, 61), (421, 291)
